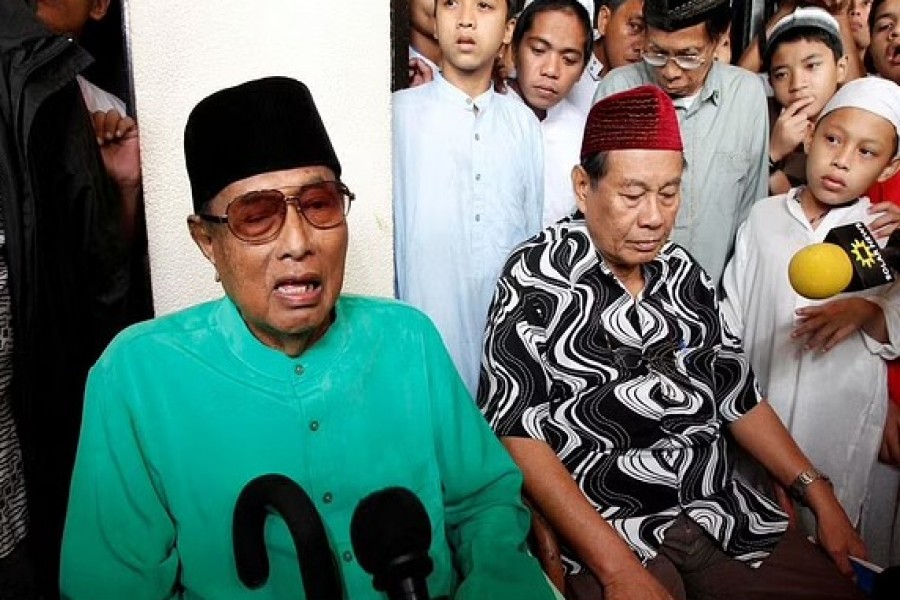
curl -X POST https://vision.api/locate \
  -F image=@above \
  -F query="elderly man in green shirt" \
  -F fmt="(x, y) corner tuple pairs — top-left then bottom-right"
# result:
(594, 0), (768, 283)
(59, 76), (556, 600)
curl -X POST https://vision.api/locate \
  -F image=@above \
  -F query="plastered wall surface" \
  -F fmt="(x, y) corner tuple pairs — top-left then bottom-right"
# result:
(126, 1), (394, 315)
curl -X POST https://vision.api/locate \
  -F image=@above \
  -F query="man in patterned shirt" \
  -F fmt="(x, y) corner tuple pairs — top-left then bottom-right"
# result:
(478, 85), (867, 600)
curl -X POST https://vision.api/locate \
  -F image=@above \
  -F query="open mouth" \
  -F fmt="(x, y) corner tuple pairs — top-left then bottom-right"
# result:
(275, 277), (322, 304)
(890, 44), (900, 64)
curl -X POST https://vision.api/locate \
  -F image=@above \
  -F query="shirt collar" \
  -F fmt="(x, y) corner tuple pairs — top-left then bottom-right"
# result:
(433, 74), (495, 111)
(563, 216), (673, 297)
(216, 295), (352, 381)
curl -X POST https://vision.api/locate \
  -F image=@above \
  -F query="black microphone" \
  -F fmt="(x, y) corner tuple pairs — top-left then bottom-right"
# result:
(789, 223), (900, 299)
(350, 487), (434, 600)
(232, 474), (343, 599)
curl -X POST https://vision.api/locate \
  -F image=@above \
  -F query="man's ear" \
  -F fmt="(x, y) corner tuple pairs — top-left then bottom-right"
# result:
(802, 122), (816, 155)
(572, 165), (591, 214)
(596, 6), (611, 38)
(187, 215), (218, 270)
(90, 0), (112, 22)
(877, 156), (900, 183)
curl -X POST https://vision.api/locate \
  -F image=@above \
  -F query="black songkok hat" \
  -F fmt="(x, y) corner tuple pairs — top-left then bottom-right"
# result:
(644, 0), (729, 32)
(184, 76), (342, 212)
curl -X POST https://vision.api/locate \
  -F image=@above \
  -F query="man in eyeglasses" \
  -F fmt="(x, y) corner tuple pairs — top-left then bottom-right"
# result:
(593, 0), (768, 284)
(59, 76), (557, 600)
(480, 85), (866, 600)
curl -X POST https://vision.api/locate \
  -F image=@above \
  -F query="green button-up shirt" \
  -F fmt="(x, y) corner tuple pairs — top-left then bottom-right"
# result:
(61, 296), (554, 600)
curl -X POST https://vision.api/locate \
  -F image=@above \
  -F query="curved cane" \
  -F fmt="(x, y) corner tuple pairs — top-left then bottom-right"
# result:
(233, 474), (343, 599)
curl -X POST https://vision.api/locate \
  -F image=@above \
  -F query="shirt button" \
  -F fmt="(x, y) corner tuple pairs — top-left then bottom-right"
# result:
(474, 133), (480, 141)
(466, 98), (473, 105)
(294, 365), (304, 375)
(475, 214), (481, 222)
(342, 550), (353, 563)
(475, 174), (481, 181)
(309, 420), (320, 432)
(323, 492), (333, 504)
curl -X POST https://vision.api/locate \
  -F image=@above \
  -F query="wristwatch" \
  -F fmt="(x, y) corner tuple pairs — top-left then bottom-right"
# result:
(789, 468), (832, 505)
(768, 154), (786, 174)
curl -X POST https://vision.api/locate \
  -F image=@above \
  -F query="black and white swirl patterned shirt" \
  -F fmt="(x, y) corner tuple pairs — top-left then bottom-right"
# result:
(478, 216), (788, 573)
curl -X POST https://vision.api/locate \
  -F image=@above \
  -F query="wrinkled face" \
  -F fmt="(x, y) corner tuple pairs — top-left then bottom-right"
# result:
(514, 9), (588, 112)
(850, 0), (873, 51)
(411, 0), (437, 37)
(575, 149), (682, 284)
(435, 0), (512, 78)
(804, 107), (900, 208)
(598, 0), (645, 69)
(645, 23), (717, 98)
(870, 0), (900, 83)
(769, 39), (846, 119)
(36, 0), (108, 36)
(188, 166), (348, 356)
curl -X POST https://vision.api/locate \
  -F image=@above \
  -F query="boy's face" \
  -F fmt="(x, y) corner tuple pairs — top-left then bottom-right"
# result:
(435, 0), (513, 77)
(769, 38), (847, 119)
(870, 0), (900, 84)
(514, 9), (588, 112)
(596, 0), (645, 70)
(850, 0), (873, 50)
(804, 107), (900, 206)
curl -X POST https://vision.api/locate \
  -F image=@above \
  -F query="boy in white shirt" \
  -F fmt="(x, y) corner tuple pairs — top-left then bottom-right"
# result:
(393, 0), (544, 396)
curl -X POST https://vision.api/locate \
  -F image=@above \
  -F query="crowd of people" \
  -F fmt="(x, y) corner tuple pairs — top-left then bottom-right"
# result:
(1, 0), (900, 598)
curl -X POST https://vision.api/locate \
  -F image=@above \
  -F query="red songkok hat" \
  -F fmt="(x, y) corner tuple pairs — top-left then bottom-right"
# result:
(580, 85), (683, 159)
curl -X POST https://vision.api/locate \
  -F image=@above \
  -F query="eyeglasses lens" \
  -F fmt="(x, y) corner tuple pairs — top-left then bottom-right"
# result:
(228, 182), (348, 242)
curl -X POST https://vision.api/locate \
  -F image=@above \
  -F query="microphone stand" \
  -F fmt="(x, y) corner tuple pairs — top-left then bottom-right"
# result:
(233, 474), (343, 599)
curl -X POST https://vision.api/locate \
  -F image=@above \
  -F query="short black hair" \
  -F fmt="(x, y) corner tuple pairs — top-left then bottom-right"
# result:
(764, 27), (843, 73)
(513, 0), (594, 67)
(435, 0), (520, 17)
(644, 1), (731, 42)
(581, 151), (610, 185)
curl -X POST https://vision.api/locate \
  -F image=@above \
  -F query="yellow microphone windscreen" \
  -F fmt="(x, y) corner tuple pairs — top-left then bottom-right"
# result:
(788, 243), (854, 299)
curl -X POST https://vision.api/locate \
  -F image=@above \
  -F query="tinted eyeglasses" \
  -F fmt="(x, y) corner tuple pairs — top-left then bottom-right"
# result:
(641, 51), (706, 71)
(199, 181), (354, 244)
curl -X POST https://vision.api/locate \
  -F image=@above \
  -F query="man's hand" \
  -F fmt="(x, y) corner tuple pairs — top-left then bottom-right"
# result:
(603, 565), (675, 600)
(867, 202), (900, 239)
(808, 479), (868, 578)
(880, 401), (900, 466)
(770, 96), (815, 164)
(793, 297), (879, 351)
(92, 109), (141, 191)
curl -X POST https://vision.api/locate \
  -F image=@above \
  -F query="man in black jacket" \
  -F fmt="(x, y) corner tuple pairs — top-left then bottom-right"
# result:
(0, 1), (133, 597)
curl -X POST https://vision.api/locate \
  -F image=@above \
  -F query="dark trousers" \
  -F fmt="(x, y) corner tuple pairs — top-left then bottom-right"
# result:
(0, 540), (39, 600)
(566, 514), (866, 600)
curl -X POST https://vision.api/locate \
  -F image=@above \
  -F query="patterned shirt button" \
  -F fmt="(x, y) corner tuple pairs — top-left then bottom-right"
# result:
(294, 365), (304, 375)
(309, 421), (319, 432)
(323, 492), (333, 504)
(342, 550), (353, 562)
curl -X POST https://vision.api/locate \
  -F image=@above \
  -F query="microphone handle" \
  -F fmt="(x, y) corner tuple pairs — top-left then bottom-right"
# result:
(386, 577), (431, 600)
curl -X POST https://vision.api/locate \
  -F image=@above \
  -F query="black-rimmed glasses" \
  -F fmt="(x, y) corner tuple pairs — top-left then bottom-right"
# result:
(199, 181), (354, 244)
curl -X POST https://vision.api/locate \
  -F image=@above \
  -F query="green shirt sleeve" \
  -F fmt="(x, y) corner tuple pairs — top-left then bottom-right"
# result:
(60, 356), (180, 599)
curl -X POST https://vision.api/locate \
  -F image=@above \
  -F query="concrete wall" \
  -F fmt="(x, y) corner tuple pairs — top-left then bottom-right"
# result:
(126, 1), (394, 315)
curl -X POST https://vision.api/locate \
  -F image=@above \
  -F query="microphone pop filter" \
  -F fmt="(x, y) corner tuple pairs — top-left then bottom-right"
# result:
(350, 486), (433, 592)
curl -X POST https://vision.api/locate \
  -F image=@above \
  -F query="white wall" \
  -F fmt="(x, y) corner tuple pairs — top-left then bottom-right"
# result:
(125, 1), (394, 315)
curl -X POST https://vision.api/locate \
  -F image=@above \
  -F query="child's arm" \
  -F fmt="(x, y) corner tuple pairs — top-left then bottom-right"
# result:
(792, 297), (887, 351)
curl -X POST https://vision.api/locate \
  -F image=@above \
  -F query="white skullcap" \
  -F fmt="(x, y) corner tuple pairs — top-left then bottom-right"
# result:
(820, 77), (900, 158)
